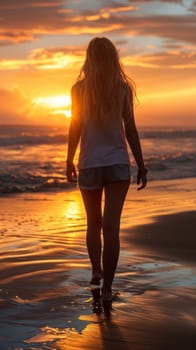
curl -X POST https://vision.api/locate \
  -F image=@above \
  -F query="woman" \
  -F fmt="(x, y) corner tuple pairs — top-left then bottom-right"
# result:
(66, 37), (147, 312)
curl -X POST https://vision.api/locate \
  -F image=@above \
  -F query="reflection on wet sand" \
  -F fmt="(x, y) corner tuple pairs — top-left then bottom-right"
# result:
(0, 179), (196, 349)
(49, 288), (196, 350)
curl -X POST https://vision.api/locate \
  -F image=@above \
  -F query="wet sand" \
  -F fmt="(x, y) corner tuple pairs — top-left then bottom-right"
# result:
(0, 178), (196, 349)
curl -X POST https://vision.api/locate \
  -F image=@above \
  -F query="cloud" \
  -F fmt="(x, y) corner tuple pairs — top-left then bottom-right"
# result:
(0, 88), (31, 124)
(0, 0), (125, 43)
(0, 46), (85, 71)
(123, 51), (196, 69)
(73, 13), (196, 45)
(0, 0), (66, 44)
(0, 0), (195, 77)
(30, 46), (85, 58)
(0, 0), (194, 47)
(129, 0), (183, 2)
(127, 15), (196, 45)
(0, 31), (38, 45)
(0, 42), (195, 72)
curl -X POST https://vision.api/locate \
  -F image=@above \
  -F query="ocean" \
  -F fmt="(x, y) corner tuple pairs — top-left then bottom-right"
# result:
(0, 124), (196, 194)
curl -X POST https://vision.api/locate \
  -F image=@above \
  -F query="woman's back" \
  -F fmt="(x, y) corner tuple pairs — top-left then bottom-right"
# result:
(74, 80), (131, 169)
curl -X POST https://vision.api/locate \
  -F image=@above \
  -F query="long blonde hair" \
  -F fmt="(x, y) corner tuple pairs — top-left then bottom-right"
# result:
(77, 37), (135, 124)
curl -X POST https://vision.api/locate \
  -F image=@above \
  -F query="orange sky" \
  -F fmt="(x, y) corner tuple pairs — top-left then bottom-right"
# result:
(0, 0), (195, 128)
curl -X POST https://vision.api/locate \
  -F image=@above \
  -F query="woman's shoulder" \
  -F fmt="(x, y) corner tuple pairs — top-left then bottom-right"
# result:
(120, 81), (133, 103)
(120, 81), (132, 94)
(71, 80), (85, 94)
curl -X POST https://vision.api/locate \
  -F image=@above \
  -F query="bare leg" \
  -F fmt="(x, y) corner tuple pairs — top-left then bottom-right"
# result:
(80, 188), (103, 277)
(102, 180), (130, 298)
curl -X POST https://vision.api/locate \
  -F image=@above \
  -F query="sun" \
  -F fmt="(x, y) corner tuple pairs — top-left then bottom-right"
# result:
(34, 94), (71, 118)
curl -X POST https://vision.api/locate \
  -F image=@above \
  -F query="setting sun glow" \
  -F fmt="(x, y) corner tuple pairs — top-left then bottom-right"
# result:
(34, 94), (71, 118)
(0, 0), (195, 127)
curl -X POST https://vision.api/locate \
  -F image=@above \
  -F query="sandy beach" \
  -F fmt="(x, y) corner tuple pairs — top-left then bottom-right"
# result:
(0, 178), (196, 350)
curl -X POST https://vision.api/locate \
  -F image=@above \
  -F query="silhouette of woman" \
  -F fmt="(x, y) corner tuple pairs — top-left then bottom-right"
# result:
(66, 37), (147, 311)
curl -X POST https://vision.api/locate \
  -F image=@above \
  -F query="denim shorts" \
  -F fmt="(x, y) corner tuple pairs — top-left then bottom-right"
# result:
(78, 164), (131, 189)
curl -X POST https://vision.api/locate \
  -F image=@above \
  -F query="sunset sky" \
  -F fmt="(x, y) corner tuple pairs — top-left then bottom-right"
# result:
(0, 0), (195, 127)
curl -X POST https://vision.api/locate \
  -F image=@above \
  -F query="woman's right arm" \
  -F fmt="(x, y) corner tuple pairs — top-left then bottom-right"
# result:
(66, 84), (82, 182)
(123, 86), (147, 190)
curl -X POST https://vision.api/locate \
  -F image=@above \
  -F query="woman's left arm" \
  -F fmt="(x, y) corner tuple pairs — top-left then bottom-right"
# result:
(123, 86), (147, 190)
(66, 84), (82, 182)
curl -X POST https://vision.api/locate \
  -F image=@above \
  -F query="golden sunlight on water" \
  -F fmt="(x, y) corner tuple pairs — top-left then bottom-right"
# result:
(64, 192), (83, 220)
(0, 189), (87, 287)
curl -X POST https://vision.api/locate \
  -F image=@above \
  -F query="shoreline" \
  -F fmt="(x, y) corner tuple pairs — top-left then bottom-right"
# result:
(0, 175), (196, 198)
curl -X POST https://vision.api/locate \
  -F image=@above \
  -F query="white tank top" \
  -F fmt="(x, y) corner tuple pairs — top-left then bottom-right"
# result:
(75, 83), (131, 170)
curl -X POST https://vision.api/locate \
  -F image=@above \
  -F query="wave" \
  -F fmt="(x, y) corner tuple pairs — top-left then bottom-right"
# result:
(0, 134), (67, 147)
(1, 152), (195, 194)
(140, 129), (196, 139)
(0, 125), (67, 147)
(1, 125), (196, 147)
(0, 172), (71, 194)
(0, 125), (196, 194)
